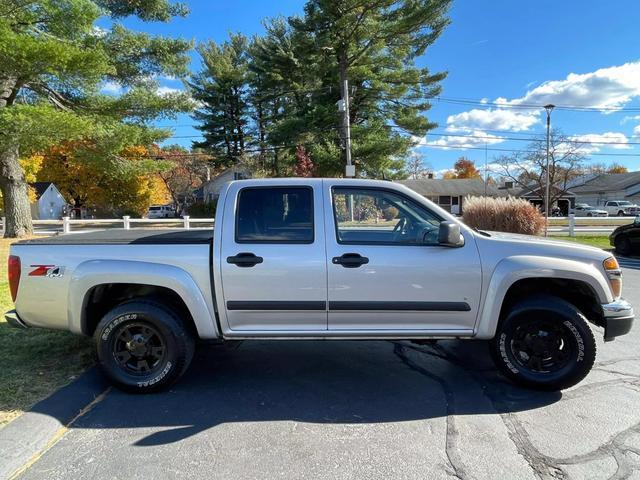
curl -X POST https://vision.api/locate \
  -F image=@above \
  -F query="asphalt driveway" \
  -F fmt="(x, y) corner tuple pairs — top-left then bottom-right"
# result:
(5, 264), (640, 479)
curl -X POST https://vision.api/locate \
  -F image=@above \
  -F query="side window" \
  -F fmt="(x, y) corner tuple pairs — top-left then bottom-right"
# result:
(332, 188), (443, 245)
(236, 187), (314, 243)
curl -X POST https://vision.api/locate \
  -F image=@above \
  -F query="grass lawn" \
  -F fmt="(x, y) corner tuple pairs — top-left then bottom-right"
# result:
(0, 238), (94, 426)
(548, 235), (612, 250)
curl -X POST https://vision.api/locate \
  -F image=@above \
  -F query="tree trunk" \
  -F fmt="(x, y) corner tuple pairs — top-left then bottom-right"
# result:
(0, 142), (33, 237)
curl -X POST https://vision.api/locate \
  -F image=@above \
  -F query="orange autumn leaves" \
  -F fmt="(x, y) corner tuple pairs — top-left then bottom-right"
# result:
(22, 144), (171, 216)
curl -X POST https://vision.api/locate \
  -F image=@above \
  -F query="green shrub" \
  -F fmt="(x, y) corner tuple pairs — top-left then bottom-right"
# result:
(188, 200), (217, 218)
(462, 196), (545, 235)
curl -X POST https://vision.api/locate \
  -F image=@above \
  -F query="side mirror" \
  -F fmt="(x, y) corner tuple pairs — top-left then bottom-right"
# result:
(438, 221), (464, 247)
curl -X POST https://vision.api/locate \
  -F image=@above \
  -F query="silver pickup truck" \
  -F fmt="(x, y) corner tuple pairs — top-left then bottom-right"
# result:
(5, 179), (634, 392)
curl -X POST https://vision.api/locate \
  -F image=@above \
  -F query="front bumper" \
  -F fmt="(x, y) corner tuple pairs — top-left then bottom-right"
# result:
(5, 310), (29, 329)
(599, 299), (634, 341)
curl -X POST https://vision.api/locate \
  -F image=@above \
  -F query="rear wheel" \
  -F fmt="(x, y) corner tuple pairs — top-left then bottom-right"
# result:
(615, 235), (632, 256)
(94, 300), (195, 393)
(490, 295), (596, 391)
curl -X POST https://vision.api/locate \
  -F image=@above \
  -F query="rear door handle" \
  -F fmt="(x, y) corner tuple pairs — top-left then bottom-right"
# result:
(227, 252), (263, 267)
(332, 253), (369, 268)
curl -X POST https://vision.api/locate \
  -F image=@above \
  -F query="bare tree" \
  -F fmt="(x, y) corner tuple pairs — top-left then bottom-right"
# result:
(405, 152), (433, 179)
(495, 130), (586, 210)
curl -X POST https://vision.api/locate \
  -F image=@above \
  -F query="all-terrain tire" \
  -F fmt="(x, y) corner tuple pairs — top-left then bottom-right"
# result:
(490, 295), (596, 391)
(94, 300), (195, 393)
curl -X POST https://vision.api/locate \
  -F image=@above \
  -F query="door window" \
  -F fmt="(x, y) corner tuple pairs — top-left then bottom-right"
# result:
(236, 187), (314, 243)
(332, 188), (443, 245)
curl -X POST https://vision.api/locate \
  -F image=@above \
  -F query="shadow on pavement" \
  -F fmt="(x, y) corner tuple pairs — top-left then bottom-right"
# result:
(29, 340), (561, 447)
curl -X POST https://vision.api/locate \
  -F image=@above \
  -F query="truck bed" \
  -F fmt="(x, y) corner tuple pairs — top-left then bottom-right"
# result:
(18, 229), (214, 245)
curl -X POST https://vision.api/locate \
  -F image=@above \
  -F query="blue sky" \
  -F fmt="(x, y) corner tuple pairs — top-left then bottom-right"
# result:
(117, 0), (640, 176)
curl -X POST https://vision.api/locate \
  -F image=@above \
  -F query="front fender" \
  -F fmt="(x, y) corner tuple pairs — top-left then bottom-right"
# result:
(475, 255), (612, 339)
(68, 259), (219, 339)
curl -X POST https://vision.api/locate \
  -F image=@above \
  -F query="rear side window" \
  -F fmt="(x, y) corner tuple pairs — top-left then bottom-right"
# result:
(236, 187), (314, 243)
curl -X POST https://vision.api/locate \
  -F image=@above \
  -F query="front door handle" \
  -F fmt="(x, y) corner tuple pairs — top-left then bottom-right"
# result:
(332, 253), (369, 268)
(227, 252), (263, 267)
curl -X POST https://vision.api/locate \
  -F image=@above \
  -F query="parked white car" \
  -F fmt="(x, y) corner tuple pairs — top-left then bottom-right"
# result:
(6, 178), (633, 393)
(572, 204), (609, 217)
(603, 200), (640, 217)
(146, 205), (175, 219)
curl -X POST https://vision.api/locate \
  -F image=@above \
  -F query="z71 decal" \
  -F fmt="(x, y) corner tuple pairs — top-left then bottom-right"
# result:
(29, 265), (65, 278)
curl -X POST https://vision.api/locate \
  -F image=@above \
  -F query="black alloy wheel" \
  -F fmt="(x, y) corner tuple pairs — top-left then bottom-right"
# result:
(490, 295), (596, 391)
(509, 320), (574, 374)
(95, 300), (195, 392)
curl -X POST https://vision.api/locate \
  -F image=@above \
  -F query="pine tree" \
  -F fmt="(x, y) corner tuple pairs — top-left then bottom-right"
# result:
(0, 0), (192, 236)
(190, 34), (251, 168)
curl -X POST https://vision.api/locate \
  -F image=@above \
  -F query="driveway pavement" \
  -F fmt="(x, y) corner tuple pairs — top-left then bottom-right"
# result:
(5, 266), (640, 480)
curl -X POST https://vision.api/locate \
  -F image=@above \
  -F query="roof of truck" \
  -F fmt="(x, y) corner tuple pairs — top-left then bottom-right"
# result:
(18, 229), (214, 245)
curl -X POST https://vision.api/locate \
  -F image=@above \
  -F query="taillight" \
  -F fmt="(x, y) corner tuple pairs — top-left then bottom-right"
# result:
(8, 255), (21, 302)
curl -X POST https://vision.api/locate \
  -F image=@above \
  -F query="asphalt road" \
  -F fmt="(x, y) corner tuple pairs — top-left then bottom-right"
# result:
(11, 263), (640, 480)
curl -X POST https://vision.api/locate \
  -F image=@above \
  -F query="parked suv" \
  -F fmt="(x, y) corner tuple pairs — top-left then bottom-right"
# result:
(146, 205), (175, 219)
(603, 201), (640, 217)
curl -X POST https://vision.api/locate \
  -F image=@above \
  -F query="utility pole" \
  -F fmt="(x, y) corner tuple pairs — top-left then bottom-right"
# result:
(544, 104), (555, 237)
(338, 56), (354, 178)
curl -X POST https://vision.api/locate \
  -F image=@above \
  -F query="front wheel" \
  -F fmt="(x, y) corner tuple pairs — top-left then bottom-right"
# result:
(94, 300), (195, 393)
(618, 211), (625, 217)
(490, 296), (596, 391)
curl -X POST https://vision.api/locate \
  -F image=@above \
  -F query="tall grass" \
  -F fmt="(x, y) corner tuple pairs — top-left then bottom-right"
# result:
(463, 196), (545, 235)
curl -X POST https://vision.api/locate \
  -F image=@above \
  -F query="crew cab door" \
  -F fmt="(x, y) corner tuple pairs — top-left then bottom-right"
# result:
(324, 182), (482, 333)
(219, 180), (327, 331)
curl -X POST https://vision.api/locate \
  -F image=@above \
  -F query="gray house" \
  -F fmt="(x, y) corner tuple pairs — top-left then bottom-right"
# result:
(397, 178), (503, 215)
(568, 172), (640, 206)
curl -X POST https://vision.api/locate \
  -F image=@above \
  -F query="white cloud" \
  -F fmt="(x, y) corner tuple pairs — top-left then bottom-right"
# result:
(621, 115), (640, 124)
(156, 86), (183, 96)
(509, 62), (640, 111)
(569, 132), (631, 150)
(425, 129), (506, 149)
(100, 81), (122, 95)
(444, 108), (539, 133)
(633, 125), (640, 136)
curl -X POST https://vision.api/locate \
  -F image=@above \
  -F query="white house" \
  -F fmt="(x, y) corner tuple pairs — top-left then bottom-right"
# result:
(197, 165), (252, 204)
(29, 182), (67, 220)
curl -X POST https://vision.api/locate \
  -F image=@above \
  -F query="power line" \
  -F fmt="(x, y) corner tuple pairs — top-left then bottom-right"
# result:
(421, 143), (640, 157)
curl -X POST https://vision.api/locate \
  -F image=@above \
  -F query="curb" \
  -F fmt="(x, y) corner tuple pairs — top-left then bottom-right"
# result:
(0, 366), (109, 479)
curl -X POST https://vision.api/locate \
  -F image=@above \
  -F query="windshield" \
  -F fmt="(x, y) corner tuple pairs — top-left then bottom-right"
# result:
(618, 201), (633, 206)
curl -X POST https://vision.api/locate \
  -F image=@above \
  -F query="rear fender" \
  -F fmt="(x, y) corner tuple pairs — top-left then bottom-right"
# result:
(69, 259), (219, 339)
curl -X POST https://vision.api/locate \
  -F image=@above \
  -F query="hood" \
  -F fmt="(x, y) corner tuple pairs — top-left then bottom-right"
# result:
(477, 231), (611, 263)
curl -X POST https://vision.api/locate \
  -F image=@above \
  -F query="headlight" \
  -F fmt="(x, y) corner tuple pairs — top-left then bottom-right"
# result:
(604, 256), (622, 298)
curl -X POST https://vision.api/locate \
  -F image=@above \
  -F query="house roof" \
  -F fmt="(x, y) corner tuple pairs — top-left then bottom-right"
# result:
(514, 184), (576, 198)
(397, 178), (503, 197)
(570, 172), (640, 194)
(29, 182), (53, 199)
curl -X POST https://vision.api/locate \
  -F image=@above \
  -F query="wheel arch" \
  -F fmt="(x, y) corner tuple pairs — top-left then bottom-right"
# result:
(476, 256), (611, 339)
(69, 260), (219, 339)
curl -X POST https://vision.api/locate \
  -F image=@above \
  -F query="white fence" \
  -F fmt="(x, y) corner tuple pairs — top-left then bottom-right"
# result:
(0, 214), (629, 236)
(546, 215), (630, 236)
(1, 216), (215, 235)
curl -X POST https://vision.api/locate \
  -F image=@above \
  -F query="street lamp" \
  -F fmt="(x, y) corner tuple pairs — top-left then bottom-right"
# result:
(544, 104), (555, 237)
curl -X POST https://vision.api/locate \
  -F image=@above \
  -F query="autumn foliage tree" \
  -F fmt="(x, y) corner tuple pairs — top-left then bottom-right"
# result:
(294, 145), (316, 177)
(153, 145), (212, 213)
(444, 157), (481, 179)
(38, 143), (171, 217)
